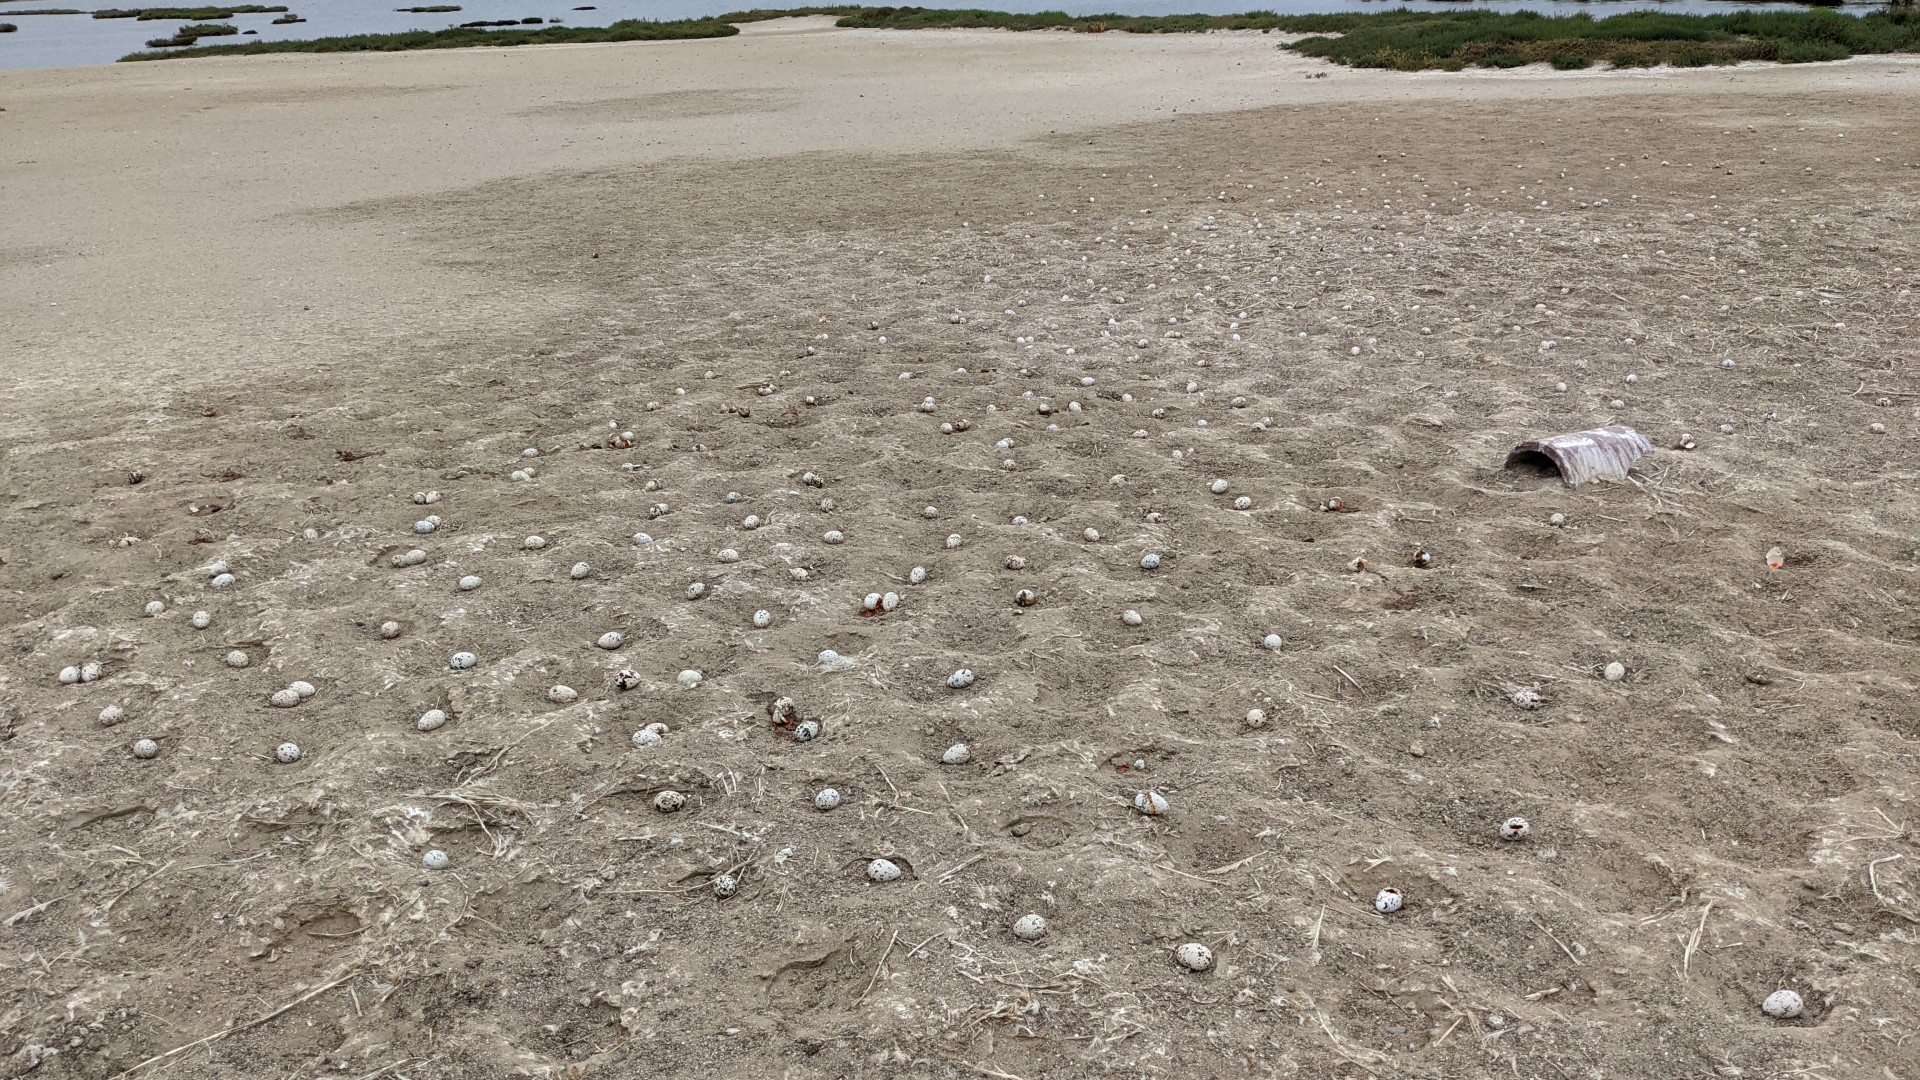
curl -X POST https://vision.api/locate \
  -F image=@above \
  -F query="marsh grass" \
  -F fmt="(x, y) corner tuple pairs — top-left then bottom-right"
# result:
(116, 4), (1920, 69)
(94, 5), (287, 18)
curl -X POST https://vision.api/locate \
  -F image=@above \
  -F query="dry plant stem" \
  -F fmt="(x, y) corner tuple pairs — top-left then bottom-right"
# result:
(1866, 855), (1919, 923)
(859, 929), (900, 1002)
(109, 967), (362, 1079)
(4, 894), (68, 927)
(1532, 917), (1582, 966)
(1682, 900), (1714, 976)
(103, 860), (175, 912)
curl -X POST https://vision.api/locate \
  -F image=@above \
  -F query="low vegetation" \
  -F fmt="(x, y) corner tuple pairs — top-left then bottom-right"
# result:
(117, 3), (1920, 70)
(395, 4), (460, 11)
(94, 5), (286, 18)
(144, 17), (233, 43)
(0, 20), (15, 30)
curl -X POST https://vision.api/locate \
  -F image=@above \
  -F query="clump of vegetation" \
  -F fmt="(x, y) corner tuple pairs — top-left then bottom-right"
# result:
(270, 11), (302, 21)
(803, 6), (1920, 70)
(117, 4), (1920, 69)
(395, 5), (460, 11)
(94, 5), (287, 18)
(121, 15), (737, 57)
(144, 17), (234, 43)
(4, 9), (89, 16)
(0, 21), (16, 31)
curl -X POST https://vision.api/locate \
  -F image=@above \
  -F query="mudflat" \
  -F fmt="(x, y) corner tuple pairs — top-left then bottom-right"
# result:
(1, 23), (1916, 1080)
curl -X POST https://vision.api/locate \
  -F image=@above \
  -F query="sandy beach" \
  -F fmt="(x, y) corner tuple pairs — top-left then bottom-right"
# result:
(2, 22), (1918, 1079)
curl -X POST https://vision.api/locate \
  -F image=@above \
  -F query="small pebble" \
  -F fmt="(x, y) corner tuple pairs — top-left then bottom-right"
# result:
(677, 669), (703, 689)
(823, 530), (845, 545)
(942, 743), (971, 765)
(1174, 943), (1213, 971)
(717, 549), (740, 563)
(1134, 790), (1169, 816)
(422, 849), (449, 870)
(132, 738), (159, 759)
(814, 787), (842, 811)
(417, 709), (448, 732)
(1121, 610), (1143, 627)
(547, 685), (578, 704)
(1262, 634), (1283, 651)
(274, 742), (302, 764)
(1012, 914), (1048, 941)
(866, 858), (903, 883)
(1374, 887), (1404, 914)
(1083, 528), (1101, 542)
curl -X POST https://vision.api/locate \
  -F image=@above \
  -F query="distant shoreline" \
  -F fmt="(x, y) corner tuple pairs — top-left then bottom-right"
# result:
(111, 4), (1920, 71)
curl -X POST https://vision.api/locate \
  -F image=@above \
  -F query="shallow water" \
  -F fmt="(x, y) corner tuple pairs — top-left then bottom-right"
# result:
(0, 0), (1877, 70)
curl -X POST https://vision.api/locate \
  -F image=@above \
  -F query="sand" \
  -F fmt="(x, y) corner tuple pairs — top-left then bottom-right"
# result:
(2, 22), (1918, 1080)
